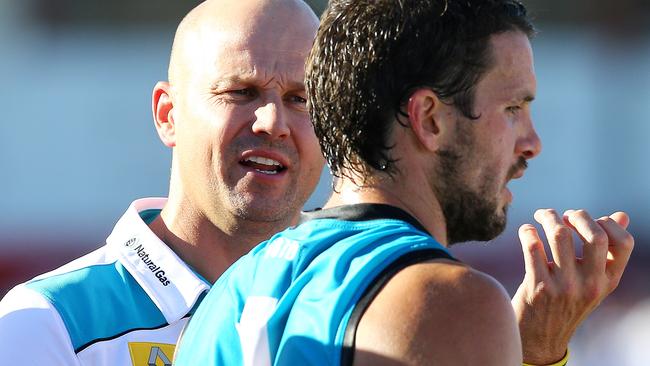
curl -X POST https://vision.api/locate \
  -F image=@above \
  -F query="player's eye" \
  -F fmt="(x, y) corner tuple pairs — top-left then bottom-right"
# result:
(506, 105), (521, 114)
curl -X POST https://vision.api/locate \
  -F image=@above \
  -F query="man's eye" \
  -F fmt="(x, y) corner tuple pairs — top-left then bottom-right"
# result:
(506, 105), (521, 113)
(230, 88), (254, 97)
(289, 95), (307, 104)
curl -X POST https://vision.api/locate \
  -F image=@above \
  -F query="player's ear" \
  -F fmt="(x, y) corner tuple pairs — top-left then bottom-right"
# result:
(152, 81), (176, 147)
(406, 88), (444, 152)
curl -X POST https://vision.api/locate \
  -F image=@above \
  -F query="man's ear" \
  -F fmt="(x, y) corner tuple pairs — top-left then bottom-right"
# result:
(152, 81), (176, 147)
(407, 88), (444, 152)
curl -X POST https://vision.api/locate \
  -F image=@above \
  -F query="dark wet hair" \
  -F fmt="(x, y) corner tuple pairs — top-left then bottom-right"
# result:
(306, 0), (535, 181)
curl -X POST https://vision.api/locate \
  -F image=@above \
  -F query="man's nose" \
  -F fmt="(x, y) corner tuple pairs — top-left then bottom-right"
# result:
(517, 116), (542, 160)
(252, 101), (290, 140)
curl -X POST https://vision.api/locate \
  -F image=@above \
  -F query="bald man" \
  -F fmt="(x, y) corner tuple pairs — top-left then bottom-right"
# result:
(0, 0), (322, 364)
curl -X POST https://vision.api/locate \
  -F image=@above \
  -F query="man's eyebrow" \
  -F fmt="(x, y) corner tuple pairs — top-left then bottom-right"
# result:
(209, 76), (248, 90)
(512, 90), (535, 103)
(285, 81), (306, 92)
(210, 77), (306, 92)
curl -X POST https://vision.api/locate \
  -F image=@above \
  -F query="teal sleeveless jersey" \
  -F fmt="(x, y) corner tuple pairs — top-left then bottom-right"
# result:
(175, 204), (455, 365)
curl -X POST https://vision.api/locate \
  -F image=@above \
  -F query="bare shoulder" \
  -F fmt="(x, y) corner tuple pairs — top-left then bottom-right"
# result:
(353, 259), (522, 366)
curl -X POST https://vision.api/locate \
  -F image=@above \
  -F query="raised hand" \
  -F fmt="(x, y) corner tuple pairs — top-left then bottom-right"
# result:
(511, 209), (634, 364)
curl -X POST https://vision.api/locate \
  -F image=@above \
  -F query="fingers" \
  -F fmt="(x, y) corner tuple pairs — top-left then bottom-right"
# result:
(596, 214), (634, 282)
(518, 224), (550, 281)
(608, 211), (630, 229)
(531, 208), (634, 288)
(563, 209), (608, 274)
(517, 208), (634, 364)
(534, 209), (575, 271)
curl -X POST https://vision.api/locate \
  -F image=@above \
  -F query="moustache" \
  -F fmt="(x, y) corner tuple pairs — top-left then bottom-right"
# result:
(507, 156), (528, 180)
(233, 136), (294, 152)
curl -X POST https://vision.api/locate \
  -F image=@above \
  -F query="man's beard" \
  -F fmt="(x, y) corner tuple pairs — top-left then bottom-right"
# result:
(431, 120), (521, 245)
(435, 148), (508, 245)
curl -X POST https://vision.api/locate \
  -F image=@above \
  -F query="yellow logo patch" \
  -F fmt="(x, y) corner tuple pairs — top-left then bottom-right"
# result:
(128, 342), (175, 366)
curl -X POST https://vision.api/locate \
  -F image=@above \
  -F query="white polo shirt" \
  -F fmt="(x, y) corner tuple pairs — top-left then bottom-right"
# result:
(0, 198), (210, 366)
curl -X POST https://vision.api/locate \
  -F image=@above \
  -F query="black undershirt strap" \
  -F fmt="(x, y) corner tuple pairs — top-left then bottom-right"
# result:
(340, 249), (457, 366)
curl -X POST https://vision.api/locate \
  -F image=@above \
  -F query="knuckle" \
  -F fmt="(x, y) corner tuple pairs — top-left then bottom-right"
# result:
(540, 281), (573, 303)
(524, 240), (540, 253)
(574, 209), (590, 218)
(533, 280), (557, 299)
(543, 208), (558, 217)
(520, 224), (536, 233)
(519, 225), (538, 242)
(587, 231), (609, 247)
(551, 226), (572, 243)
(582, 280), (605, 304)
(558, 280), (578, 298)
(596, 216), (612, 223)
(536, 208), (556, 220)
(621, 232), (635, 249)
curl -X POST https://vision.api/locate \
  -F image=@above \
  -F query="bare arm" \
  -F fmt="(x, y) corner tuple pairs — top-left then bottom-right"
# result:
(513, 209), (634, 364)
(354, 260), (522, 366)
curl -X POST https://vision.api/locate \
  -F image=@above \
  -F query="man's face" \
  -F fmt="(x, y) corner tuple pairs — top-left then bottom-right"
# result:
(436, 31), (542, 244)
(172, 17), (324, 226)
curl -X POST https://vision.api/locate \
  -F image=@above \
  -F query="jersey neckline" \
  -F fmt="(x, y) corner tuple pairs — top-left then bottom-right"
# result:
(300, 203), (431, 236)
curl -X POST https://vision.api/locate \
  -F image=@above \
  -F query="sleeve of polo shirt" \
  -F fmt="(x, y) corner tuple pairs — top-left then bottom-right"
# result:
(0, 284), (80, 365)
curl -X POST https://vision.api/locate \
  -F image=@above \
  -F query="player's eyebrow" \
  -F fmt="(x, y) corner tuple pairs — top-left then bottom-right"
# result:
(510, 91), (535, 104)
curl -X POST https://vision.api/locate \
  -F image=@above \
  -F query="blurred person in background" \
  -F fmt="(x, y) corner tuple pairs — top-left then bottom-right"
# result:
(174, 1), (634, 365)
(0, 0), (635, 365)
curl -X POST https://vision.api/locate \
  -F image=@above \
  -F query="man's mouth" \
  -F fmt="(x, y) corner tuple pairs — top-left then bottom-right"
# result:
(508, 157), (528, 180)
(240, 156), (286, 175)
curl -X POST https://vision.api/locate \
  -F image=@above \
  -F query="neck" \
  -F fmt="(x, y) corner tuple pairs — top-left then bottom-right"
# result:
(149, 195), (297, 283)
(325, 173), (449, 246)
